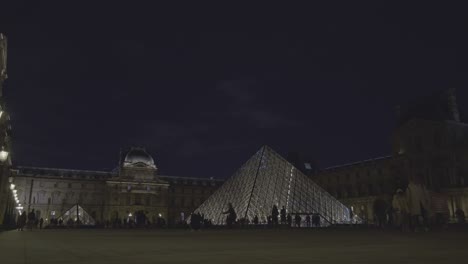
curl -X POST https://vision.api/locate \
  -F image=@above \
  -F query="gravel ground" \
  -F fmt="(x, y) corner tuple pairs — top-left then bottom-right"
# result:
(0, 228), (467, 264)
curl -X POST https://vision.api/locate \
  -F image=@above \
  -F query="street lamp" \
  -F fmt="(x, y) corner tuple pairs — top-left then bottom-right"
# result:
(0, 149), (8, 162)
(10, 183), (14, 190)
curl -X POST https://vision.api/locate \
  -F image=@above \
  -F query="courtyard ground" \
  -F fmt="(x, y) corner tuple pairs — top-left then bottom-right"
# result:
(0, 228), (467, 264)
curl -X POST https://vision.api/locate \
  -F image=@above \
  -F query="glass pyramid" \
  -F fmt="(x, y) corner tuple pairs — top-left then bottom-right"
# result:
(194, 146), (352, 225)
(58, 204), (96, 225)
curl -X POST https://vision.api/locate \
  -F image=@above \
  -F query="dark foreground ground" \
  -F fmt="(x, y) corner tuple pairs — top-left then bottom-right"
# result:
(1, 228), (467, 264)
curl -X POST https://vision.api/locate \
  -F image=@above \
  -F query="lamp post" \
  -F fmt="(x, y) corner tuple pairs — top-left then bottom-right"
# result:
(0, 148), (8, 163)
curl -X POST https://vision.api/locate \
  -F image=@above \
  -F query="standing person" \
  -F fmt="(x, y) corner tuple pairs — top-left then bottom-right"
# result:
(455, 209), (466, 224)
(294, 214), (301, 228)
(386, 206), (394, 227)
(190, 213), (201, 230)
(392, 189), (409, 231)
(280, 206), (287, 225)
(431, 191), (449, 229)
(223, 203), (237, 228)
(406, 175), (431, 232)
(271, 205), (279, 226)
(253, 215), (259, 225)
(287, 214), (292, 227)
(305, 214), (311, 227)
(27, 209), (35, 230)
(39, 218), (44, 229)
(373, 199), (387, 228)
(312, 213), (321, 227)
(18, 211), (27, 231)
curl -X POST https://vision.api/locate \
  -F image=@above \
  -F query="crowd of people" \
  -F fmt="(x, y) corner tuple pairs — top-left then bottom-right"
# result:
(15, 178), (467, 232)
(372, 177), (466, 232)
(16, 209), (44, 231)
(186, 203), (323, 231)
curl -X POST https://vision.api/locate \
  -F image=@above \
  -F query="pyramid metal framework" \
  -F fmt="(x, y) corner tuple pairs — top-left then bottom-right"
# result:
(194, 146), (351, 225)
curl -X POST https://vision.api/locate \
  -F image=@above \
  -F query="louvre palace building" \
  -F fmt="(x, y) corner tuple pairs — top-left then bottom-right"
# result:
(312, 88), (468, 223)
(9, 148), (223, 226)
(1, 32), (468, 227)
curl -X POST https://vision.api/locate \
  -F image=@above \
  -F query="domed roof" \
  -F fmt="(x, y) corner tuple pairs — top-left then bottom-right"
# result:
(123, 148), (156, 169)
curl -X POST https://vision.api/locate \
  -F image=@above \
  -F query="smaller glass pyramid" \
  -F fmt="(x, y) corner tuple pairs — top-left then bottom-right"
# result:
(194, 146), (352, 225)
(58, 204), (96, 225)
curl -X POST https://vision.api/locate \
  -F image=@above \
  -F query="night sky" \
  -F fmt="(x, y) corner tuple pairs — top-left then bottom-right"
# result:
(1, 2), (467, 178)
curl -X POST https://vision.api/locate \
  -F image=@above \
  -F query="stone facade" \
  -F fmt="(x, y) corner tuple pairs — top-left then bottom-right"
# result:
(313, 89), (468, 223)
(10, 148), (222, 226)
(0, 33), (14, 227)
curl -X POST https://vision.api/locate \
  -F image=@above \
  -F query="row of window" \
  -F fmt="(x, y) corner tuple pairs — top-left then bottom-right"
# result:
(42, 182), (96, 190)
(328, 182), (391, 199)
(21, 170), (109, 179)
(319, 169), (385, 185)
(170, 187), (214, 195)
(170, 197), (203, 208)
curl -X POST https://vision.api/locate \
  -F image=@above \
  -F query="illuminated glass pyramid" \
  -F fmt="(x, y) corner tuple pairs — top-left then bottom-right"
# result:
(194, 146), (351, 225)
(59, 204), (96, 225)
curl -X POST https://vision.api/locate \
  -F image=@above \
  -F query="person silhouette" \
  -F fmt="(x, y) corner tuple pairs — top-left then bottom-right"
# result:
(223, 203), (237, 227)
(294, 214), (301, 228)
(253, 215), (259, 225)
(280, 206), (287, 224)
(271, 205), (279, 226)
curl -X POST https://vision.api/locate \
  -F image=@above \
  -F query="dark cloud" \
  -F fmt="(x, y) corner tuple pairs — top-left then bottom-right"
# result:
(217, 80), (299, 128)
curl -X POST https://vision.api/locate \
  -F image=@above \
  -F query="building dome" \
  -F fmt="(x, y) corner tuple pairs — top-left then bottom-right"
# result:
(123, 148), (156, 169)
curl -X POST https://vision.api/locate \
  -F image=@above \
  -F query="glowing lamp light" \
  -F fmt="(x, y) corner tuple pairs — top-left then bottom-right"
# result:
(128, 213), (132, 217)
(10, 183), (14, 190)
(0, 149), (9, 162)
(158, 213), (162, 217)
(13, 190), (17, 194)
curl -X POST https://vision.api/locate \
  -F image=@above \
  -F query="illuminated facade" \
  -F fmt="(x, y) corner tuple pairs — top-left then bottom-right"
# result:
(313, 89), (468, 223)
(10, 147), (223, 226)
(0, 33), (14, 228)
(194, 146), (351, 225)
